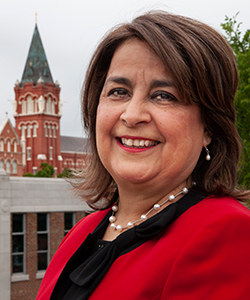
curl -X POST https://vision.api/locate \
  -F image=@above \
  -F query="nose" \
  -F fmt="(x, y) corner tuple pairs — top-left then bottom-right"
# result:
(120, 94), (152, 127)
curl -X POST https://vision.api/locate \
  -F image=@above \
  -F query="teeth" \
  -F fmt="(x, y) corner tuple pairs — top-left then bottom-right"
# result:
(121, 138), (157, 148)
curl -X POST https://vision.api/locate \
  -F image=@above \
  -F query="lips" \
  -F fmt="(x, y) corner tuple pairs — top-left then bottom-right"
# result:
(118, 137), (159, 148)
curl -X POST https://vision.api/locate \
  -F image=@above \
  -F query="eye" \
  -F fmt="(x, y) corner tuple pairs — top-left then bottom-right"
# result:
(151, 91), (178, 102)
(108, 88), (129, 98)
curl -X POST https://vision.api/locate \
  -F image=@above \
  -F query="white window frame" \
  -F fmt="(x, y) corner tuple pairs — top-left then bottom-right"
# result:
(27, 96), (33, 114)
(33, 166), (37, 175)
(49, 125), (52, 138)
(51, 100), (55, 114)
(53, 126), (56, 138)
(22, 100), (26, 114)
(49, 147), (53, 161)
(0, 140), (3, 151)
(7, 140), (11, 152)
(13, 161), (17, 174)
(6, 160), (11, 173)
(14, 141), (17, 153)
(27, 125), (31, 138)
(12, 214), (26, 274)
(45, 125), (48, 137)
(27, 147), (31, 161)
(33, 124), (37, 137)
(37, 213), (50, 271)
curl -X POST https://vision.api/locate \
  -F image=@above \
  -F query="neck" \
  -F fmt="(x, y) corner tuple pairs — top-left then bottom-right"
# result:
(110, 179), (193, 232)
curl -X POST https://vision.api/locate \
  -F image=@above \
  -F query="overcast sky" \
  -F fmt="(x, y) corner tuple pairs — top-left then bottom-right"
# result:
(1, 0), (249, 137)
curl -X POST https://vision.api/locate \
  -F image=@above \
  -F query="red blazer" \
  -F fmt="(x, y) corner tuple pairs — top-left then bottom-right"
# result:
(36, 196), (250, 300)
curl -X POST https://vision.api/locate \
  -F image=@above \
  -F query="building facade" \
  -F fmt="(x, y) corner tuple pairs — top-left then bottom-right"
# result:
(0, 170), (90, 299)
(0, 22), (89, 177)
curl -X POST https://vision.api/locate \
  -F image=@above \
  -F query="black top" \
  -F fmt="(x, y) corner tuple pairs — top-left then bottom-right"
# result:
(50, 188), (209, 300)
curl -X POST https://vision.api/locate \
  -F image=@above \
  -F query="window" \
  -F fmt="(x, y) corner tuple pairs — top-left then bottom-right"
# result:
(21, 125), (25, 138)
(45, 125), (48, 137)
(27, 147), (31, 160)
(34, 98), (38, 113)
(49, 147), (53, 160)
(6, 160), (11, 173)
(0, 160), (3, 169)
(64, 213), (75, 236)
(27, 125), (31, 138)
(27, 96), (33, 113)
(22, 100), (26, 114)
(7, 140), (11, 152)
(49, 125), (52, 137)
(13, 161), (17, 174)
(51, 100), (55, 114)
(33, 167), (37, 175)
(0, 140), (3, 151)
(12, 214), (25, 273)
(14, 141), (17, 153)
(54, 167), (57, 178)
(46, 97), (51, 114)
(53, 126), (57, 138)
(33, 124), (37, 137)
(37, 213), (49, 271)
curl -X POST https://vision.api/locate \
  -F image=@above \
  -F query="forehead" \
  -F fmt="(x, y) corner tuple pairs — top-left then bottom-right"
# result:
(106, 38), (171, 81)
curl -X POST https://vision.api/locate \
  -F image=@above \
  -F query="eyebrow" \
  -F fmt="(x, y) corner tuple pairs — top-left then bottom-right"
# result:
(150, 80), (175, 89)
(105, 76), (176, 89)
(105, 76), (132, 86)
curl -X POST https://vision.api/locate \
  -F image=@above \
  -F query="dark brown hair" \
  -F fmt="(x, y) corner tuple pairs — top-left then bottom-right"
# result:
(73, 11), (249, 208)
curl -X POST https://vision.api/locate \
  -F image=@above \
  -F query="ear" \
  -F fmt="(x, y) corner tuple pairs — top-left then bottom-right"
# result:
(203, 131), (212, 147)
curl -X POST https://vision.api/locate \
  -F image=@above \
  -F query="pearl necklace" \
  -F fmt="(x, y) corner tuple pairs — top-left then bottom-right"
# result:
(109, 186), (189, 231)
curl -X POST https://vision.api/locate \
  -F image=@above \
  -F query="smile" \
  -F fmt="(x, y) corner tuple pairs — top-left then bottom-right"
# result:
(119, 137), (159, 148)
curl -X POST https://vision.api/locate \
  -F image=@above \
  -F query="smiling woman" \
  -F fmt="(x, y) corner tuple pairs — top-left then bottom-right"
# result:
(36, 11), (250, 300)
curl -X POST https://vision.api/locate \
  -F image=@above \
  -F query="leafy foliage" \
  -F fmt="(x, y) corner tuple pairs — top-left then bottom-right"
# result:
(58, 168), (73, 178)
(23, 163), (54, 178)
(221, 13), (250, 188)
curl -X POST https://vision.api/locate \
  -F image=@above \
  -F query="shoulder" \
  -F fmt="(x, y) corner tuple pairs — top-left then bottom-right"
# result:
(159, 196), (250, 299)
(180, 194), (250, 227)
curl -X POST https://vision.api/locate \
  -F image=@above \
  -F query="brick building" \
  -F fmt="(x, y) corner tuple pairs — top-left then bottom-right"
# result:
(0, 170), (91, 299)
(0, 21), (92, 300)
(0, 21), (89, 177)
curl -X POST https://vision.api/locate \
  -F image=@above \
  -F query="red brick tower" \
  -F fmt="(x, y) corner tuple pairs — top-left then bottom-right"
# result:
(13, 22), (63, 175)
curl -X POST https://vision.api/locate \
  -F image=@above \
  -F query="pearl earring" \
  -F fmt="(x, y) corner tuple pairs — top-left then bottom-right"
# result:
(205, 146), (211, 161)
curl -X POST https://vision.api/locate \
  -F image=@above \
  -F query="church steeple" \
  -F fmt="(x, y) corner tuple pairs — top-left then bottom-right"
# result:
(21, 24), (53, 85)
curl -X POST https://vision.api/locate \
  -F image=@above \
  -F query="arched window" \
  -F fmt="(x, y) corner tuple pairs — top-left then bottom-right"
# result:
(51, 100), (55, 114)
(7, 140), (11, 152)
(22, 100), (27, 114)
(13, 161), (17, 174)
(34, 98), (38, 113)
(53, 126), (56, 138)
(27, 125), (31, 138)
(47, 97), (51, 113)
(33, 124), (37, 137)
(0, 160), (4, 169)
(44, 124), (48, 137)
(0, 140), (3, 151)
(14, 141), (17, 153)
(21, 125), (26, 138)
(6, 160), (11, 173)
(27, 96), (33, 113)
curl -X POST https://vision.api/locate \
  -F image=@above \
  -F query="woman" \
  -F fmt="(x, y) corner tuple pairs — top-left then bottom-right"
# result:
(37, 11), (250, 300)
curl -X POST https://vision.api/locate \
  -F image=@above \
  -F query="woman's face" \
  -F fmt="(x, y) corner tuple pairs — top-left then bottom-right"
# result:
(96, 39), (209, 192)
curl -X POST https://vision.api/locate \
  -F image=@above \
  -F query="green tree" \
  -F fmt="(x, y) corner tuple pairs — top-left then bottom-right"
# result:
(23, 163), (54, 178)
(221, 13), (250, 188)
(58, 168), (73, 178)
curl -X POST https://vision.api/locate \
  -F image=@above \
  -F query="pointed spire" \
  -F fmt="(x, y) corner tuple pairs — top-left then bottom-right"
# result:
(21, 22), (53, 85)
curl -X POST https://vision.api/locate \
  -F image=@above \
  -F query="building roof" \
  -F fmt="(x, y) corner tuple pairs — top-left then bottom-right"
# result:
(60, 136), (90, 153)
(0, 113), (20, 142)
(21, 24), (53, 85)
